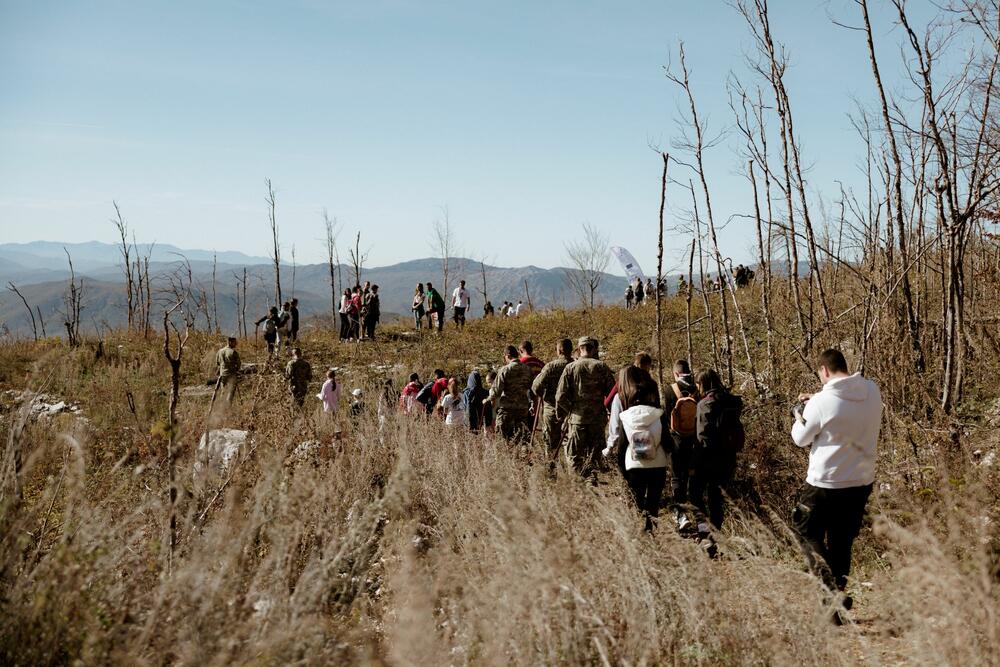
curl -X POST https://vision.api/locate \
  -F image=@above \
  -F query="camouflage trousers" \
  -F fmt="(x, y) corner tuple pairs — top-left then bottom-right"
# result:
(562, 422), (607, 476)
(540, 405), (563, 454)
(496, 409), (532, 444)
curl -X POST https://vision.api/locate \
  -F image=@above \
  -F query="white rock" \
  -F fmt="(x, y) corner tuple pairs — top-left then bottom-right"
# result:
(195, 428), (248, 474)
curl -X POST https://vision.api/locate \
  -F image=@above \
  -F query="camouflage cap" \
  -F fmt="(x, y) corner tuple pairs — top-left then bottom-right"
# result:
(578, 336), (598, 348)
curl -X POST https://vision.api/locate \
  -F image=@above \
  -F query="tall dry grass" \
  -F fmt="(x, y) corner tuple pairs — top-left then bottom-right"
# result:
(1, 290), (999, 665)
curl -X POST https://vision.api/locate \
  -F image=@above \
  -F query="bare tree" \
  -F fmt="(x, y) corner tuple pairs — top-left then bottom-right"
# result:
(112, 201), (136, 331)
(290, 244), (297, 299)
(655, 152), (669, 388)
(266, 178), (282, 306)
(162, 299), (188, 576)
(323, 209), (342, 320)
(7, 282), (38, 341)
(349, 231), (370, 288)
(211, 252), (220, 334)
(62, 249), (83, 347)
(667, 43), (734, 384)
(431, 205), (456, 297)
(563, 223), (611, 308)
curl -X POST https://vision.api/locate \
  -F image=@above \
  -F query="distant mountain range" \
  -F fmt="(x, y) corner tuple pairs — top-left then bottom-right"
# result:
(0, 241), (636, 337)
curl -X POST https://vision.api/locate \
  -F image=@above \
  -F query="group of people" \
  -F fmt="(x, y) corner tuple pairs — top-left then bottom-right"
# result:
(218, 309), (882, 618)
(254, 299), (300, 358)
(338, 282), (381, 342)
(624, 277), (665, 309)
(390, 340), (882, 618)
(410, 280), (471, 331)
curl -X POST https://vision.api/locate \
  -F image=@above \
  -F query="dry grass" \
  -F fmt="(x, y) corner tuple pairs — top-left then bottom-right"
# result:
(2, 289), (999, 665)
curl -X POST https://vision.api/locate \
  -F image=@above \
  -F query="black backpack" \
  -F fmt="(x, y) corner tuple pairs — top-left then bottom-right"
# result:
(415, 381), (437, 413)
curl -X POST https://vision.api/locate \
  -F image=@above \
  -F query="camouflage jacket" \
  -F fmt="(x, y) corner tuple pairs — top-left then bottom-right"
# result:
(216, 346), (241, 378)
(530, 357), (570, 408)
(285, 358), (312, 392)
(488, 360), (534, 414)
(555, 357), (616, 425)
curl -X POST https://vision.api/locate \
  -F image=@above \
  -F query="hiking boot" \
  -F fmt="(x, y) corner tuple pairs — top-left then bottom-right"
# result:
(676, 512), (695, 534)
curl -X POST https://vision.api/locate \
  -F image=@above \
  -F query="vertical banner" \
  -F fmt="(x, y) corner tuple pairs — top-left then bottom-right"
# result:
(610, 246), (646, 283)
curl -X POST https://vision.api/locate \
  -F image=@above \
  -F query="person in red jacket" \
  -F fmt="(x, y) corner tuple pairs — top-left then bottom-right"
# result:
(518, 340), (545, 375)
(399, 373), (422, 413)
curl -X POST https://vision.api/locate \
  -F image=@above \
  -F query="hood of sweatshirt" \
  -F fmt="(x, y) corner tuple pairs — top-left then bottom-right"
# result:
(619, 405), (664, 430)
(825, 373), (872, 402)
(675, 374), (697, 395)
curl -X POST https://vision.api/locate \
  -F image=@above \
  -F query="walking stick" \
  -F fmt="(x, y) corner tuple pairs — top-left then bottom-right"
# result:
(529, 396), (543, 446)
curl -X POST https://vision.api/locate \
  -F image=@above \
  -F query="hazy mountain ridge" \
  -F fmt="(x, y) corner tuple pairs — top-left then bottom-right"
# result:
(0, 242), (634, 336)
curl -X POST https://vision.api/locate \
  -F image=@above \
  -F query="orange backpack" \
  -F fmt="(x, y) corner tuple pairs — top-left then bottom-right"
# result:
(669, 383), (698, 437)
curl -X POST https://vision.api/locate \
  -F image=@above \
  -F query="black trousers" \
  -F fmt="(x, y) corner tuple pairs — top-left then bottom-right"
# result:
(626, 467), (666, 524)
(689, 450), (734, 529)
(793, 483), (873, 592)
(339, 313), (349, 340)
(670, 436), (696, 505)
(364, 316), (378, 340)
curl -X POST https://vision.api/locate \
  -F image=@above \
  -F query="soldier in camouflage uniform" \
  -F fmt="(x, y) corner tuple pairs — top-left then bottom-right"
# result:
(486, 345), (534, 443)
(215, 336), (241, 404)
(284, 347), (313, 407)
(530, 338), (573, 455)
(555, 336), (616, 475)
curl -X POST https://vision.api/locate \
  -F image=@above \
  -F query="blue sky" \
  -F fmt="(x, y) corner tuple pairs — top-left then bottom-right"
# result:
(1, 1), (937, 273)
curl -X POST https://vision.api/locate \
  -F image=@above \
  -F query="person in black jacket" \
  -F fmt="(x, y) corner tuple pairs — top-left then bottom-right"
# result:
(363, 285), (381, 340)
(691, 368), (743, 531)
(289, 298), (300, 342)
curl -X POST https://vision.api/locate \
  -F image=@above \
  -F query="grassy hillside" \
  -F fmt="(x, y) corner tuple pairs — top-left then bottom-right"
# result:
(1, 286), (999, 665)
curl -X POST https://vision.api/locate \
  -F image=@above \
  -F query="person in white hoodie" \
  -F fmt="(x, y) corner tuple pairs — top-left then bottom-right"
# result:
(791, 348), (882, 603)
(604, 366), (668, 532)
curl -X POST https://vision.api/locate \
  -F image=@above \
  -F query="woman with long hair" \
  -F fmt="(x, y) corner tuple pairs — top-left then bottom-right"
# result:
(412, 283), (426, 329)
(338, 289), (351, 341)
(606, 365), (667, 531)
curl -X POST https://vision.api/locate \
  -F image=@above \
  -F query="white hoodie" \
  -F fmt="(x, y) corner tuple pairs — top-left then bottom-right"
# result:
(791, 373), (882, 489)
(618, 405), (668, 470)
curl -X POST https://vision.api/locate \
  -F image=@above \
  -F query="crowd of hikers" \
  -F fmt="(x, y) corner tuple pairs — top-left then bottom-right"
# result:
(219, 283), (881, 623)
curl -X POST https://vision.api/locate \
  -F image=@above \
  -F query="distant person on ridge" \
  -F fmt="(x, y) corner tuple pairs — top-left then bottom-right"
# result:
(215, 335), (241, 405)
(625, 284), (634, 309)
(530, 338), (573, 454)
(645, 278), (655, 301)
(277, 301), (292, 349)
(412, 283), (426, 330)
(634, 278), (645, 306)
(515, 300), (524, 316)
(791, 348), (881, 618)
(425, 282), (446, 332)
(485, 345), (534, 443)
(255, 306), (281, 359)
(483, 301), (495, 318)
(363, 285), (380, 340)
(288, 298), (300, 342)
(348, 286), (363, 340)
(338, 288), (351, 341)
(555, 336), (616, 476)
(452, 279), (470, 329)
(285, 347), (313, 407)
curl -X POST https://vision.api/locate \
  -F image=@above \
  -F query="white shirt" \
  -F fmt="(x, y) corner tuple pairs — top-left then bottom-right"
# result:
(441, 394), (465, 426)
(317, 379), (342, 413)
(791, 373), (882, 489)
(506, 305), (515, 317)
(452, 287), (469, 308)
(339, 295), (350, 314)
(514, 302), (523, 315)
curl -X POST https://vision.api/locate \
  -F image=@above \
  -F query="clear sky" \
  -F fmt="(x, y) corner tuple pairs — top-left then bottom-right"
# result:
(1, 0), (938, 273)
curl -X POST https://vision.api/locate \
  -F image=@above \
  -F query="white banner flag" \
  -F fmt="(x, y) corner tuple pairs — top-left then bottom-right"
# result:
(610, 246), (646, 283)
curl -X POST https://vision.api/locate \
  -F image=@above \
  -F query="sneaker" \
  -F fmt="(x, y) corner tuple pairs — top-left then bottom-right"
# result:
(676, 512), (694, 533)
